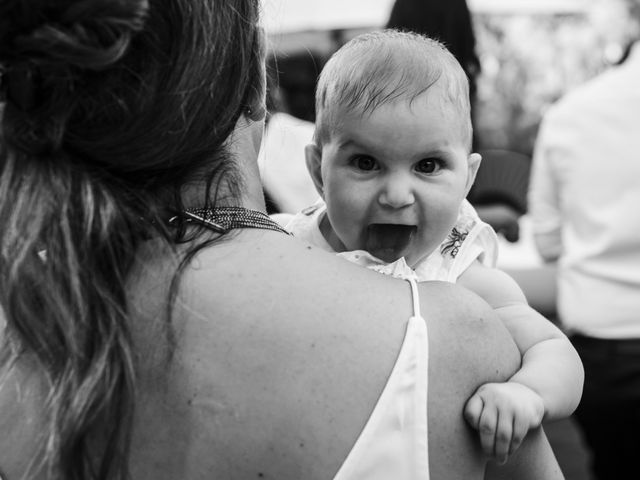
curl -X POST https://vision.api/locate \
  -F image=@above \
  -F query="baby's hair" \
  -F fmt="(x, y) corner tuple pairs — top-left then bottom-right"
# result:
(315, 29), (472, 149)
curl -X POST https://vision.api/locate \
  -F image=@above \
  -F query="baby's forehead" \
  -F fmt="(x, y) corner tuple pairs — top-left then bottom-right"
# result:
(327, 87), (465, 130)
(318, 71), (471, 144)
(329, 106), (464, 149)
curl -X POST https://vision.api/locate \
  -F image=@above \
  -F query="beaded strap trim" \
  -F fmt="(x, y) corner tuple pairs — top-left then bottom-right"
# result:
(169, 206), (290, 235)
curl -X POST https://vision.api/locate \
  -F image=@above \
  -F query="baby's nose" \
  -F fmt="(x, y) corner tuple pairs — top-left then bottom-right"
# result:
(378, 177), (415, 209)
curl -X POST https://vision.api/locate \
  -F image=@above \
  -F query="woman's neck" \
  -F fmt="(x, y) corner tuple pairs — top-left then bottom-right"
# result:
(182, 113), (267, 212)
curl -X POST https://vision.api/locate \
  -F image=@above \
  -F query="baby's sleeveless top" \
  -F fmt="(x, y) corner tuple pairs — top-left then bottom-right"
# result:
(333, 277), (430, 480)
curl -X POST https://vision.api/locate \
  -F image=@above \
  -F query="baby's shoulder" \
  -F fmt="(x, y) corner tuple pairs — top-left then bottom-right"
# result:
(458, 263), (527, 308)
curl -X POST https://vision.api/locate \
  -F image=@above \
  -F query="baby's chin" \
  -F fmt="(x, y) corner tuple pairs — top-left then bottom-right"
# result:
(363, 249), (430, 271)
(379, 242), (436, 267)
(366, 247), (405, 264)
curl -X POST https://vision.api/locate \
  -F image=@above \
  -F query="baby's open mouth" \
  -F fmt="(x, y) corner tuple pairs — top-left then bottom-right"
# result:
(365, 224), (417, 263)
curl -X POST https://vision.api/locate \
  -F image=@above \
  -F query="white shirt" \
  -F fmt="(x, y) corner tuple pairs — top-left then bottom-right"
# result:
(528, 42), (640, 338)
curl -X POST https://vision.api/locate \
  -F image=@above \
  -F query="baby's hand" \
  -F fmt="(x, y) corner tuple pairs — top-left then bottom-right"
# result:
(464, 382), (544, 464)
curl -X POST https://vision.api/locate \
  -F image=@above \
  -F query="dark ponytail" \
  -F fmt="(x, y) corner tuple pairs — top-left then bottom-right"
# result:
(1, 1), (148, 478)
(0, 150), (138, 479)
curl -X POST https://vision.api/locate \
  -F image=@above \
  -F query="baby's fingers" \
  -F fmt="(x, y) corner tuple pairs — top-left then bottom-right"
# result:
(493, 412), (514, 464)
(508, 415), (530, 456)
(477, 405), (499, 459)
(464, 394), (484, 428)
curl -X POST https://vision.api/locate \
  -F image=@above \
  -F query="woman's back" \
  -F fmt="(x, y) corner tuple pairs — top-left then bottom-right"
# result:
(121, 229), (513, 479)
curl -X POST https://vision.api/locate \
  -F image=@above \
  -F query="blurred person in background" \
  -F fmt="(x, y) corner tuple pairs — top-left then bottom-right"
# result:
(528, 1), (640, 478)
(386, 0), (481, 148)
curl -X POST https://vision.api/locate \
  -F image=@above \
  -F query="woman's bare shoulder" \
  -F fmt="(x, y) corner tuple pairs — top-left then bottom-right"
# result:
(420, 280), (521, 381)
(415, 281), (523, 478)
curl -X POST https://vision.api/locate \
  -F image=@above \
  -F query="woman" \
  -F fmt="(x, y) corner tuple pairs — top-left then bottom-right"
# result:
(0, 1), (563, 479)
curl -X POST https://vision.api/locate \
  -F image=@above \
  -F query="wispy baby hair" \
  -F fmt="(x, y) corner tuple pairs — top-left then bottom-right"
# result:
(315, 29), (472, 148)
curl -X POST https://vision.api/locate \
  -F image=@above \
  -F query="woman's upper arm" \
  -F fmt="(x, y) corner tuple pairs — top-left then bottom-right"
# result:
(420, 284), (564, 480)
(421, 281), (523, 476)
(423, 279), (523, 388)
(485, 427), (564, 480)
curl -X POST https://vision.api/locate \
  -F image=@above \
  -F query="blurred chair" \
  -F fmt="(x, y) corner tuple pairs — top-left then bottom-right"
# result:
(468, 148), (531, 214)
(468, 149), (531, 242)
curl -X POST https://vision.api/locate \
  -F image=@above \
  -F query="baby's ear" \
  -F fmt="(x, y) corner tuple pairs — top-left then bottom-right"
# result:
(305, 143), (325, 199)
(465, 153), (482, 195)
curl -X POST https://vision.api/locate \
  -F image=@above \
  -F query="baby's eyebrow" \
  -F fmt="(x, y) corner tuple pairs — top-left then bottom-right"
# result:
(418, 148), (450, 158)
(337, 138), (363, 150)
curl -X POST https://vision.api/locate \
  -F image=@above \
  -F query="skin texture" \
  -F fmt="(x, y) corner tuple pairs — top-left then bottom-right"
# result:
(306, 85), (480, 268)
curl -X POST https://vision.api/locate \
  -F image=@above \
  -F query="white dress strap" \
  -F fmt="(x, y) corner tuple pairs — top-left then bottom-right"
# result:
(407, 277), (421, 318)
(333, 278), (430, 480)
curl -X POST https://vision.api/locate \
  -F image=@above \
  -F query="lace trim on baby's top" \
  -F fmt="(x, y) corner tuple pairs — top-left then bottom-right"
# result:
(338, 251), (419, 281)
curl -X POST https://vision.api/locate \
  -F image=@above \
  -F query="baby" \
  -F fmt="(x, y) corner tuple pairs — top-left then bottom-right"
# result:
(281, 30), (584, 464)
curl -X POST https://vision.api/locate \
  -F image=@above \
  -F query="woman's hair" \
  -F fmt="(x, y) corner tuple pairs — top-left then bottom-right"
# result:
(0, 0), (262, 478)
(314, 30), (472, 149)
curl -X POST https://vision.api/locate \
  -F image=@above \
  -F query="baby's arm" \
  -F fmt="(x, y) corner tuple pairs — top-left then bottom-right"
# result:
(458, 262), (584, 464)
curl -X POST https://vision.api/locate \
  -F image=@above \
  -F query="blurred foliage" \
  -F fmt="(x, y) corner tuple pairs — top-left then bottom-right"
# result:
(474, 1), (636, 155)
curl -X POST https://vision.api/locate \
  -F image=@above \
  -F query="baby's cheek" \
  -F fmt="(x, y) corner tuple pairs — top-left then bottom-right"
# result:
(434, 195), (462, 224)
(330, 205), (361, 246)
(422, 210), (458, 244)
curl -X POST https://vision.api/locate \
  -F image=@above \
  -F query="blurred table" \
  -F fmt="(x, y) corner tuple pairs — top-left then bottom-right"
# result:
(496, 215), (558, 319)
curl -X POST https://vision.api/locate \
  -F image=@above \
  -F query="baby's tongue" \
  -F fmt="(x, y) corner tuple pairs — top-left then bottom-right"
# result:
(365, 224), (415, 263)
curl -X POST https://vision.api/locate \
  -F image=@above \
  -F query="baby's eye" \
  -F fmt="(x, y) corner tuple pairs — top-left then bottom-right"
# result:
(352, 155), (379, 171)
(415, 158), (441, 174)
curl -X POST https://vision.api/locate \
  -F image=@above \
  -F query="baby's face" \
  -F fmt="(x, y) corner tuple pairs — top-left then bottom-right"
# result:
(316, 88), (478, 268)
